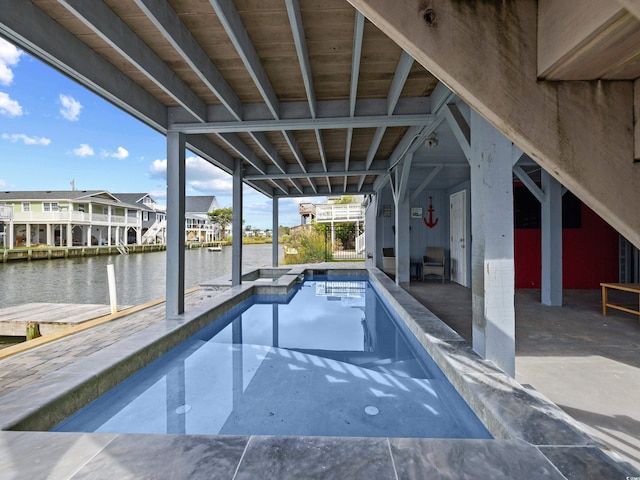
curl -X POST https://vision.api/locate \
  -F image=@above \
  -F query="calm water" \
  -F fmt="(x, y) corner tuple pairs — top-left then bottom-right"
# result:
(53, 277), (491, 439)
(0, 244), (277, 309)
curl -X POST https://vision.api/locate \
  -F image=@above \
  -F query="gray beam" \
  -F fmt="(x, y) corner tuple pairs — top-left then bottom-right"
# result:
(172, 114), (435, 134)
(245, 168), (386, 181)
(216, 133), (267, 174)
(387, 51), (414, 115)
(59, 0), (206, 122)
(444, 103), (471, 160)
(249, 132), (288, 174)
(211, 0), (279, 119)
(410, 165), (443, 202)
(245, 159), (387, 177)
(274, 183), (375, 198)
(513, 165), (544, 203)
(185, 97), (431, 123)
(133, 0), (243, 120)
(345, 13), (364, 187)
(541, 170), (563, 306)
(0, 0), (166, 132)
(286, 0), (316, 118)
(166, 131), (186, 316)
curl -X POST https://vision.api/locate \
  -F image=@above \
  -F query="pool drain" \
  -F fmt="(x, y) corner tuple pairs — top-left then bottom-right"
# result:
(175, 404), (192, 414)
(365, 406), (379, 416)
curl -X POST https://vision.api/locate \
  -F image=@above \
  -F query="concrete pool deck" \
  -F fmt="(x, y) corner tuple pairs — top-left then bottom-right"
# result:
(0, 265), (636, 479)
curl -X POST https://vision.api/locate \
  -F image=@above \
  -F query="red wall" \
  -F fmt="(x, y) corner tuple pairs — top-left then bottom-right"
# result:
(515, 203), (619, 289)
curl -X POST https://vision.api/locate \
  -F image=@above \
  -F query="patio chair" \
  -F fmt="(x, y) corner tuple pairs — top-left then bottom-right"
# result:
(423, 247), (445, 283)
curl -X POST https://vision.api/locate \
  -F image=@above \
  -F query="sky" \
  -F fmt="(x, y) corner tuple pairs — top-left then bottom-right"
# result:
(0, 38), (316, 229)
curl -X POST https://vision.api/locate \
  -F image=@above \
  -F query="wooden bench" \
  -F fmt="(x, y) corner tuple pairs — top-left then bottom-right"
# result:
(600, 283), (640, 317)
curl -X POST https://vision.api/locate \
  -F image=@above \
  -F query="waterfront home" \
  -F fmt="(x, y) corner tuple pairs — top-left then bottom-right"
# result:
(0, 190), (144, 248)
(185, 195), (220, 243)
(113, 192), (167, 245)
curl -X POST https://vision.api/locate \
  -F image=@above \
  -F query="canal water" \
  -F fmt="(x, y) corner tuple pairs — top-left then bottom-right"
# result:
(0, 244), (278, 309)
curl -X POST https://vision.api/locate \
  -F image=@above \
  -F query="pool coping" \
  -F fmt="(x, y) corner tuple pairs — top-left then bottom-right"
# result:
(0, 265), (636, 478)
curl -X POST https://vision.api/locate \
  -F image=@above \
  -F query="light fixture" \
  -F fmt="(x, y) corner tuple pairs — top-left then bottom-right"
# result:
(425, 133), (438, 148)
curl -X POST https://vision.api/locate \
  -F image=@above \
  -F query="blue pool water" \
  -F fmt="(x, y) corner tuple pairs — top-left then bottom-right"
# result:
(52, 277), (491, 439)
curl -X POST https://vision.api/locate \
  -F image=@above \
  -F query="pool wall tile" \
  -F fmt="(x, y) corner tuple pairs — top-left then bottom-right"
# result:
(234, 435), (396, 480)
(538, 445), (638, 478)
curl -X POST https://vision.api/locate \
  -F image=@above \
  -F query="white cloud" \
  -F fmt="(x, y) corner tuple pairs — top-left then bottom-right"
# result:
(1, 133), (50, 146)
(59, 94), (82, 121)
(0, 92), (23, 117)
(73, 143), (94, 156)
(149, 156), (233, 193)
(0, 38), (23, 86)
(108, 146), (129, 159)
(0, 179), (7, 187)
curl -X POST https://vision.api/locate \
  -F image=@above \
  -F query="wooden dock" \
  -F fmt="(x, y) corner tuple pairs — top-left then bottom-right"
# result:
(0, 303), (114, 336)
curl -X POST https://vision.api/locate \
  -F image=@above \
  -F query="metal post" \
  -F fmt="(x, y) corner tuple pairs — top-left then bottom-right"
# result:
(232, 158), (243, 286)
(272, 197), (279, 267)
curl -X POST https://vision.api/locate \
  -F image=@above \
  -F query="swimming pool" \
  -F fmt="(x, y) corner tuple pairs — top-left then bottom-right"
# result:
(52, 276), (491, 439)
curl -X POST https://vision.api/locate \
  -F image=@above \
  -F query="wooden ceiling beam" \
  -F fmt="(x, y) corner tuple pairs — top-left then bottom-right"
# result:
(133, 0), (243, 120)
(59, 0), (206, 122)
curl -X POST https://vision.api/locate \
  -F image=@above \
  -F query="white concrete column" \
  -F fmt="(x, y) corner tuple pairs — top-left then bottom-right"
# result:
(394, 183), (411, 287)
(232, 158), (243, 286)
(136, 226), (142, 245)
(272, 197), (279, 267)
(25, 224), (31, 247)
(87, 225), (92, 246)
(541, 170), (563, 306)
(166, 131), (186, 316)
(46, 224), (52, 245)
(470, 110), (516, 377)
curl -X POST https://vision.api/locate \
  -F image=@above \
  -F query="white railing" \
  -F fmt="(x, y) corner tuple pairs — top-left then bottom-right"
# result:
(11, 211), (139, 226)
(116, 237), (129, 255)
(0, 205), (13, 220)
(315, 204), (365, 223)
(355, 231), (365, 254)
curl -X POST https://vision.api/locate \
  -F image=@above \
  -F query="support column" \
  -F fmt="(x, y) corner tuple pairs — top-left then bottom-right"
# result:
(394, 196), (410, 286)
(166, 131), (186, 317)
(469, 110), (516, 377)
(365, 194), (377, 268)
(541, 171), (563, 306)
(272, 197), (279, 267)
(67, 223), (72, 247)
(232, 158), (243, 286)
(25, 224), (31, 247)
(46, 224), (52, 246)
(87, 225), (92, 246)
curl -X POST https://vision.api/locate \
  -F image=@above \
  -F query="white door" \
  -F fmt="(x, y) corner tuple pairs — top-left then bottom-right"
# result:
(449, 190), (467, 286)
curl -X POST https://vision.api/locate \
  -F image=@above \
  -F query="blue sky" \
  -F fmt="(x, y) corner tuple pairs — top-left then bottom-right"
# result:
(0, 38), (314, 229)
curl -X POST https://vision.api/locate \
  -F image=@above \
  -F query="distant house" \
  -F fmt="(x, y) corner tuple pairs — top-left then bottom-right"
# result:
(185, 196), (219, 243)
(113, 193), (166, 245)
(0, 190), (144, 247)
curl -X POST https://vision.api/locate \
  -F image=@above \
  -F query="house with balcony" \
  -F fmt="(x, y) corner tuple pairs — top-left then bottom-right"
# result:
(0, 190), (144, 248)
(113, 193), (166, 245)
(185, 195), (219, 243)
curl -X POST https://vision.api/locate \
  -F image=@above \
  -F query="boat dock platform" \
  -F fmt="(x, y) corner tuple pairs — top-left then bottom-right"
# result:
(0, 303), (114, 336)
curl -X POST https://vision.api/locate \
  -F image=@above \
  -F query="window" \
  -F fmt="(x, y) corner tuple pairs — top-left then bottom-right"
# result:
(22, 202), (30, 212)
(43, 202), (59, 212)
(142, 211), (149, 221)
(78, 204), (85, 213)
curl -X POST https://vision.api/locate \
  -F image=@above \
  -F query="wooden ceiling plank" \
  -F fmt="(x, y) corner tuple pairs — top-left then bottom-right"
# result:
(59, 0), (206, 122)
(133, 0), (243, 120)
(210, 0), (280, 118)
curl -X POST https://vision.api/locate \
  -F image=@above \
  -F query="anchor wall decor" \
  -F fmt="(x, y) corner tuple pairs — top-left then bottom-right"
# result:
(424, 196), (439, 228)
